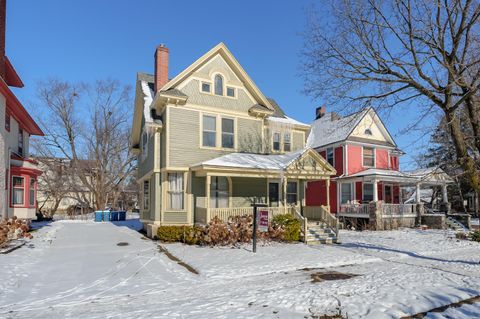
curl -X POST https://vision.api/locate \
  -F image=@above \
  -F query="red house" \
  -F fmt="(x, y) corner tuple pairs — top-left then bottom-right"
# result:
(305, 107), (409, 214)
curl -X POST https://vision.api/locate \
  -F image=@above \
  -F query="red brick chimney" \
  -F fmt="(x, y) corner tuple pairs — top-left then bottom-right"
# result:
(154, 44), (169, 92)
(0, 0), (6, 79)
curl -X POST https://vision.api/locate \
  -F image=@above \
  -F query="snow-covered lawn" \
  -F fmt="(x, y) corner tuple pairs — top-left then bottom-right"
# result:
(0, 220), (479, 318)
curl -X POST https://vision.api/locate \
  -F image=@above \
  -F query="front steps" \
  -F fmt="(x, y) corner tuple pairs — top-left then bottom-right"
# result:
(302, 221), (338, 245)
(446, 217), (468, 232)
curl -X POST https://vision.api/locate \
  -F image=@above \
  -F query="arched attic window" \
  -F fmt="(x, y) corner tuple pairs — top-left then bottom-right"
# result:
(214, 74), (224, 96)
(364, 128), (373, 136)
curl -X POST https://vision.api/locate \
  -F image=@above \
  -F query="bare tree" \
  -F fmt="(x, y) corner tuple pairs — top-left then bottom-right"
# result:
(302, 0), (480, 193)
(33, 79), (135, 210)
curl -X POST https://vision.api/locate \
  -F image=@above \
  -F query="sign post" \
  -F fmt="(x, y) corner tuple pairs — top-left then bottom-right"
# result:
(251, 202), (268, 253)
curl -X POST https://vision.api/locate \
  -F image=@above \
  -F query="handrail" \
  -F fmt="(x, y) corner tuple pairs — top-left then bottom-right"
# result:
(293, 207), (308, 243)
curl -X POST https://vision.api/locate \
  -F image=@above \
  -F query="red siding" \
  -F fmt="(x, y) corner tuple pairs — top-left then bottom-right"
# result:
(319, 150), (326, 160)
(377, 182), (383, 201)
(347, 145), (363, 175)
(330, 181), (337, 214)
(390, 156), (399, 170)
(393, 185), (400, 203)
(376, 149), (389, 169)
(306, 180), (327, 206)
(334, 146), (343, 176)
(355, 182), (362, 202)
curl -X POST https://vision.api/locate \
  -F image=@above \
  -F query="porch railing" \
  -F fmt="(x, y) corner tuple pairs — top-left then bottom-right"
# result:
(303, 205), (339, 237)
(339, 204), (370, 216)
(381, 203), (416, 216)
(204, 206), (287, 223)
(195, 207), (208, 224)
(293, 207), (308, 244)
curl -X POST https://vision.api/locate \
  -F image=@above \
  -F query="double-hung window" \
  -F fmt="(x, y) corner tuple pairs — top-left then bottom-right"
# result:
(283, 133), (291, 152)
(12, 176), (24, 205)
(29, 178), (35, 206)
(221, 118), (234, 149)
(363, 147), (375, 167)
(18, 128), (24, 156)
(273, 133), (280, 151)
(203, 115), (216, 147)
(143, 180), (150, 210)
(363, 183), (374, 202)
(210, 176), (229, 208)
(341, 183), (352, 204)
(286, 182), (297, 205)
(201, 82), (211, 93)
(326, 147), (334, 166)
(168, 173), (184, 210)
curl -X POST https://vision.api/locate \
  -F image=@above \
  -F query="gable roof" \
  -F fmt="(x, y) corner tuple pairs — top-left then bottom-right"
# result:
(306, 107), (396, 149)
(157, 42), (274, 111)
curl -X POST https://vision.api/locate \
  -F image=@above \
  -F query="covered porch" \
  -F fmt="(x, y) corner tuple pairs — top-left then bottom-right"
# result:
(337, 167), (453, 220)
(190, 149), (337, 225)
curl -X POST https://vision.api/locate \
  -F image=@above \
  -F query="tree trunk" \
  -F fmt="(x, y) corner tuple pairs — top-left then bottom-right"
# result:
(464, 95), (480, 154)
(446, 109), (480, 194)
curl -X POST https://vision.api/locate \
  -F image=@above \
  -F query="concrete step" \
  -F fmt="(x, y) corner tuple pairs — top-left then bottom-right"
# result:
(306, 237), (337, 245)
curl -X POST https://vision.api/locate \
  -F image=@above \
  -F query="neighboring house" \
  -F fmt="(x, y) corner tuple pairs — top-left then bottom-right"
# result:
(131, 42), (336, 236)
(306, 107), (453, 221)
(0, 0), (43, 220)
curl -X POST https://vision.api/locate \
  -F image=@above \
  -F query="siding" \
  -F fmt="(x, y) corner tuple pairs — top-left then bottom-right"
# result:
(168, 107), (264, 167)
(376, 149), (389, 169)
(237, 118), (263, 153)
(347, 145), (363, 175)
(292, 131), (304, 151)
(192, 174), (206, 208)
(164, 211), (188, 224)
(334, 146), (344, 176)
(231, 177), (267, 207)
(194, 54), (243, 86)
(180, 79), (253, 113)
(138, 131), (155, 179)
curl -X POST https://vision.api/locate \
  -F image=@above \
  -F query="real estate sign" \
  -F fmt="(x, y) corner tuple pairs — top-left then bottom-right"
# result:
(258, 210), (268, 232)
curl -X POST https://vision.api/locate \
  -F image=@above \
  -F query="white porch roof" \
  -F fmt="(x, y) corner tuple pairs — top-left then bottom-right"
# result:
(336, 167), (453, 185)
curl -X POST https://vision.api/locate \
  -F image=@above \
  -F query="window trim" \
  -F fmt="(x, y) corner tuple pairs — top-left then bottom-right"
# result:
(11, 175), (25, 207)
(214, 74), (224, 96)
(18, 128), (24, 156)
(283, 133), (291, 152)
(201, 81), (211, 93)
(29, 178), (36, 207)
(362, 146), (375, 168)
(221, 117), (235, 149)
(226, 86), (236, 98)
(202, 115), (217, 148)
(141, 130), (149, 162)
(167, 172), (185, 211)
(200, 113), (237, 151)
(340, 182), (353, 204)
(143, 180), (150, 211)
(286, 181), (298, 206)
(272, 132), (281, 152)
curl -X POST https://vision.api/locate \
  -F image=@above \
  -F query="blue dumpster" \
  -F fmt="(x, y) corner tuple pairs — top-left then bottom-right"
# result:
(111, 211), (119, 221)
(103, 210), (111, 222)
(94, 211), (103, 222)
(118, 211), (126, 221)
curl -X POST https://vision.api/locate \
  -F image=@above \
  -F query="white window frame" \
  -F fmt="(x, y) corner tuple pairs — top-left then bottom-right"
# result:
(340, 182), (353, 204)
(201, 81), (211, 93)
(167, 172), (185, 211)
(214, 74), (224, 96)
(286, 181), (298, 205)
(221, 117), (235, 149)
(29, 177), (36, 207)
(202, 115), (217, 148)
(362, 146), (375, 168)
(226, 86), (235, 98)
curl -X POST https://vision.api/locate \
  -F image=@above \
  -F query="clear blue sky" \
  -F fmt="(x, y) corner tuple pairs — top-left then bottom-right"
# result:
(7, 0), (428, 169)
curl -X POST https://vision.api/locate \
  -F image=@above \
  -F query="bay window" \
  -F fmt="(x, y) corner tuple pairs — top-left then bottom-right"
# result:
(29, 178), (36, 206)
(168, 172), (184, 210)
(12, 176), (24, 205)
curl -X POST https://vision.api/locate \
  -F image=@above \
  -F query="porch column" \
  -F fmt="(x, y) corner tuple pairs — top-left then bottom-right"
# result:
(442, 184), (448, 203)
(283, 176), (288, 214)
(206, 175), (211, 222)
(326, 178), (330, 211)
(373, 179), (378, 202)
(415, 183), (421, 203)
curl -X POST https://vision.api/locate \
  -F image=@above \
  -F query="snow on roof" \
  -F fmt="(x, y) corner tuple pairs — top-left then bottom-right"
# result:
(404, 167), (454, 183)
(306, 109), (369, 149)
(267, 116), (309, 127)
(346, 168), (416, 179)
(140, 80), (154, 124)
(196, 149), (305, 170)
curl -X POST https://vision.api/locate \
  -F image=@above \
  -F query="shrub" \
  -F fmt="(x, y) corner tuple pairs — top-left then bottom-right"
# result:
(455, 232), (468, 240)
(469, 230), (480, 242)
(273, 214), (301, 242)
(157, 226), (202, 245)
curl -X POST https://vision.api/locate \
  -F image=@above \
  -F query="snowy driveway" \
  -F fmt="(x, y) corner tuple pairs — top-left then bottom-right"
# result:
(0, 220), (480, 318)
